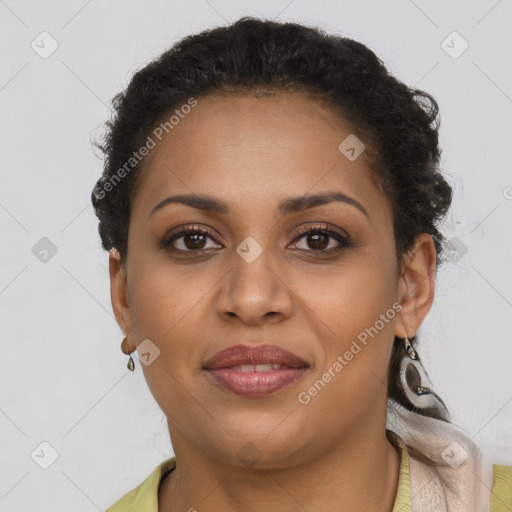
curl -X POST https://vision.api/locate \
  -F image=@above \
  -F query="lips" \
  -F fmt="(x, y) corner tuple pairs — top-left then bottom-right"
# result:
(203, 344), (309, 397)
(203, 344), (309, 370)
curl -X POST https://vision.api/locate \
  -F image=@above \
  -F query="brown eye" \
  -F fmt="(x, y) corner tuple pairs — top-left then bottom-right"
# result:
(161, 227), (222, 252)
(289, 225), (351, 252)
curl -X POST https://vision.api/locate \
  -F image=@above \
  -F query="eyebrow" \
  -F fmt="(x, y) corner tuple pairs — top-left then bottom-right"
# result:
(149, 191), (369, 219)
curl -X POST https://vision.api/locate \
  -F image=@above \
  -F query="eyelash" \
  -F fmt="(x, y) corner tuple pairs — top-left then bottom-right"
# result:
(160, 224), (352, 254)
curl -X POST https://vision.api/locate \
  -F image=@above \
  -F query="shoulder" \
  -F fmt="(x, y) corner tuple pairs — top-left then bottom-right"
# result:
(387, 401), (512, 511)
(404, 441), (512, 511)
(492, 465), (512, 510)
(106, 457), (176, 512)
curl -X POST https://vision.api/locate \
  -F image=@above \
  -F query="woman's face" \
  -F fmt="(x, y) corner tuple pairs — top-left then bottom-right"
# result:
(110, 92), (432, 468)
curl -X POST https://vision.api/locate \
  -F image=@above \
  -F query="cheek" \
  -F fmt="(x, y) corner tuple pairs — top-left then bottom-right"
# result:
(127, 255), (204, 340)
(296, 252), (398, 341)
(295, 253), (398, 401)
(126, 264), (210, 426)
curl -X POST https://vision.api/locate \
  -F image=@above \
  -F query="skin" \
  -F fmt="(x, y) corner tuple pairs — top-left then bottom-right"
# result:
(109, 91), (436, 512)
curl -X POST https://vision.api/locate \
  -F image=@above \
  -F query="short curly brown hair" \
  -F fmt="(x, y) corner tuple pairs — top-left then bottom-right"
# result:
(91, 17), (453, 433)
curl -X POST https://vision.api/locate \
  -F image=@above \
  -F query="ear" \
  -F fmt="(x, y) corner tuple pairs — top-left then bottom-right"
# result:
(109, 248), (135, 350)
(394, 233), (437, 338)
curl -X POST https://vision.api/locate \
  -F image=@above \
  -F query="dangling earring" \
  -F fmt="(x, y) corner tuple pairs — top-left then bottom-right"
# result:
(399, 334), (448, 416)
(121, 336), (135, 372)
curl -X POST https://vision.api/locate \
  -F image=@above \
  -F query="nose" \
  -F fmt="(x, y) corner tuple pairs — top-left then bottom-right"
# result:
(215, 241), (294, 326)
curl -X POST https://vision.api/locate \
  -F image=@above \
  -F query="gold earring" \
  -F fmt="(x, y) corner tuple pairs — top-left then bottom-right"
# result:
(121, 336), (135, 371)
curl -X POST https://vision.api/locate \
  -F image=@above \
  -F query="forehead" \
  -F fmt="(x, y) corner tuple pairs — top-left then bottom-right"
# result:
(131, 92), (388, 219)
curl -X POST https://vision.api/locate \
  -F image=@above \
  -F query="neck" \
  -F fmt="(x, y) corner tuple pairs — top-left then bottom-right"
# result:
(159, 423), (401, 512)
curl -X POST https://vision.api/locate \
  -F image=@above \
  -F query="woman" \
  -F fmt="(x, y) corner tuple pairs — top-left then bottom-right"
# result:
(91, 16), (511, 511)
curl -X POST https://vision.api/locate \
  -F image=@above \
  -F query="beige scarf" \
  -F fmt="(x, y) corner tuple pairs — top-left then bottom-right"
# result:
(386, 401), (495, 511)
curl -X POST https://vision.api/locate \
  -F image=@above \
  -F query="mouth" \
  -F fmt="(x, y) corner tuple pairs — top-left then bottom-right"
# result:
(203, 344), (310, 397)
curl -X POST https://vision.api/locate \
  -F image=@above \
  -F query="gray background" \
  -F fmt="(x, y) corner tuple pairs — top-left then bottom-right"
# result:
(1, 0), (511, 510)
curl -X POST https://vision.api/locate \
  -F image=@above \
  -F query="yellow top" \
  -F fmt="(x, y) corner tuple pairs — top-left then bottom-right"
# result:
(106, 434), (512, 512)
